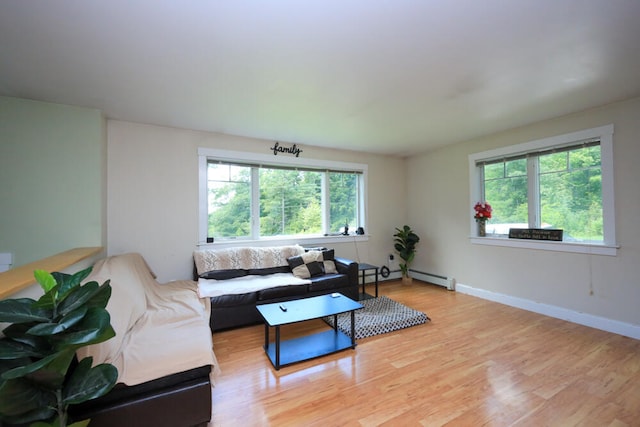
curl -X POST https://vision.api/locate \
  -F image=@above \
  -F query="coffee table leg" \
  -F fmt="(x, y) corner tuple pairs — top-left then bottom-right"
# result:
(264, 323), (269, 350)
(333, 314), (338, 332)
(350, 310), (356, 348)
(275, 325), (281, 370)
(375, 267), (379, 298)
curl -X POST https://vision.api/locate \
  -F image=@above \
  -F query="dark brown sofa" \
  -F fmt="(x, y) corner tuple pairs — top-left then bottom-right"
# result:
(194, 246), (359, 331)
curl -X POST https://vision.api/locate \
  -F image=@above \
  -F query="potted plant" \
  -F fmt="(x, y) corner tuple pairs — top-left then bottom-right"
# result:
(0, 266), (118, 427)
(393, 225), (420, 285)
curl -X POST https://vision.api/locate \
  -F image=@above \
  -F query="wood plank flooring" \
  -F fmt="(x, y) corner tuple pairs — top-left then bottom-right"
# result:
(209, 281), (640, 426)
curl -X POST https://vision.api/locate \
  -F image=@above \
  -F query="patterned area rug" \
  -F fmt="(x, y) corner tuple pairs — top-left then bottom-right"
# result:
(323, 296), (430, 339)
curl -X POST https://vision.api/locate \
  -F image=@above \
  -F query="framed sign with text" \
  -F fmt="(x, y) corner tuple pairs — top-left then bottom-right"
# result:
(508, 228), (563, 241)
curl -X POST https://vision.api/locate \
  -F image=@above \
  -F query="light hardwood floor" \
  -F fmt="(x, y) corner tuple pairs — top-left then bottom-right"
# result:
(209, 281), (640, 426)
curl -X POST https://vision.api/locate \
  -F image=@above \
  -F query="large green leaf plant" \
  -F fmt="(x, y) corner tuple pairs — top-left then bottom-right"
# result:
(0, 267), (118, 427)
(393, 225), (420, 278)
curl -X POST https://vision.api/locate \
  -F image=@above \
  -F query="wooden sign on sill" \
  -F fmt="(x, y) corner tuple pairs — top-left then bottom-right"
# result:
(508, 228), (563, 241)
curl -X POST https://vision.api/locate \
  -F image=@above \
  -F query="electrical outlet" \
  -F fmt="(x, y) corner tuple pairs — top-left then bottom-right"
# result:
(388, 253), (399, 271)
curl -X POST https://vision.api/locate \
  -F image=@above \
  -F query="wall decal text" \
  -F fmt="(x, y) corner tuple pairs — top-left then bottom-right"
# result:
(270, 141), (303, 157)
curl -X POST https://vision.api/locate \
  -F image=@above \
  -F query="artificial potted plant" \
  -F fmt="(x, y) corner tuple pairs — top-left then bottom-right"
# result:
(473, 201), (492, 237)
(393, 225), (420, 285)
(0, 266), (118, 427)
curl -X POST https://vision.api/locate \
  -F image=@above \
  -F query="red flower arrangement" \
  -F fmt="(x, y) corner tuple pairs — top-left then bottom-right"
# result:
(474, 201), (492, 222)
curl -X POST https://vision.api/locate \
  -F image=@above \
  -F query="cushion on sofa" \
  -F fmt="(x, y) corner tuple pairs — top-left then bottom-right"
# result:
(288, 251), (325, 279)
(247, 266), (291, 275)
(307, 274), (349, 293)
(200, 269), (248, 280)
(288, 249), (338, 277)
(210, 291), (258, 308)
(313, 249), (338, 274)
(199, 266), (291, 280)
(258, 283), (309, 300)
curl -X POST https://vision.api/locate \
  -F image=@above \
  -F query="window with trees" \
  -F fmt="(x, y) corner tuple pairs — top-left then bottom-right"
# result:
(198, 148), (366, 243)
(469, 125), (617, 255)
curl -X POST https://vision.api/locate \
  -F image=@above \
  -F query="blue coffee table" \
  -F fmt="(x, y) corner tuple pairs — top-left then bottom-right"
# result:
(256, 294), (363, 370)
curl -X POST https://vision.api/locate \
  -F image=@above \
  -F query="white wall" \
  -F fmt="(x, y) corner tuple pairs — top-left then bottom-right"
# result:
(0, 96), (106, 267)
(6, 95), (638, 336)
(407, 97), (640, 330)
(107, 121), (407, 281)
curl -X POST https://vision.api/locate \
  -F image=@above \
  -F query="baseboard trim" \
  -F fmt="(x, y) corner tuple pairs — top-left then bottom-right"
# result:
(456, 283), (640, 340)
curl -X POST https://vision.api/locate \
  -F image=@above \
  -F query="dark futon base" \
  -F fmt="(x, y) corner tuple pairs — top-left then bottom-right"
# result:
(68, 365), (212, 427)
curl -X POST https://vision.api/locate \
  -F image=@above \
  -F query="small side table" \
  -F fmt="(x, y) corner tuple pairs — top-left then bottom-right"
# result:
(358, 263), (379, 300)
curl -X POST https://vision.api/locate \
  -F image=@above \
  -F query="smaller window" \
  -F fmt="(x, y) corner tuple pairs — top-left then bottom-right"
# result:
(329, 171), (360, 232)
(483, 158), (528, 231)
(469, 125), (617, 255)
(207, 163), (251, 239)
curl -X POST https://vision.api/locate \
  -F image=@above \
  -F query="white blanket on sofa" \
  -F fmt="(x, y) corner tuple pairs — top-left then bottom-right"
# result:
(198, 272), (311, 298)
(76, 253), (219, 386)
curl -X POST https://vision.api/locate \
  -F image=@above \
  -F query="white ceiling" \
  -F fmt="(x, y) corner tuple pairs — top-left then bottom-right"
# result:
(2, 1), (640, 156)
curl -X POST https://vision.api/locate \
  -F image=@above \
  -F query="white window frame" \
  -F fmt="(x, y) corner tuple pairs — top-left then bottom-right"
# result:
(468, 125), (618, 256)
(198, 147), (368, 247)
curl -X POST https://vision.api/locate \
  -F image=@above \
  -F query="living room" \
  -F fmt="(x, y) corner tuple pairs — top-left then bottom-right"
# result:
(1, 1), (640, 425)
(3, 93), (640, 341)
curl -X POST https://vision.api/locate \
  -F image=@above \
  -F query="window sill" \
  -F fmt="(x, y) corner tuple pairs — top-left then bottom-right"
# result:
(470, 235), (618, 256)
(198, 234), (369, 249)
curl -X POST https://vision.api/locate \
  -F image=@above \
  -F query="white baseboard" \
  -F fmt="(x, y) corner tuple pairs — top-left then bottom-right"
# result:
(456, 283), (640, 341)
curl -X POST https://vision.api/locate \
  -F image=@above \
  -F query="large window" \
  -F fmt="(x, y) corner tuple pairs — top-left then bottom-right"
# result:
(469, 125), (617, 255)
(199, 148), (366, 243)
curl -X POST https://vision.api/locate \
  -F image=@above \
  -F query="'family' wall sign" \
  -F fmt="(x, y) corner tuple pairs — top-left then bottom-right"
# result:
(270, 141), (303, 157)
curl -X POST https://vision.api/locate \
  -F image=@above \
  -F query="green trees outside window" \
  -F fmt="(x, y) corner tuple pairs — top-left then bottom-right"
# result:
(259, 168), (323, 236)
(207, 162), (361, 240)
(207, 163), (251, 238)
(484, 158), (528, 226)
(538, 146), (602, 241)
(482, 143), (602, 242)
(329, 172), (358, 233)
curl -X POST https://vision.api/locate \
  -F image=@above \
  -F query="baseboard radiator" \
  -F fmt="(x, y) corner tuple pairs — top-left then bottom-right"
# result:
(408, 269), (456, 291)
(381, 268), (455, 291)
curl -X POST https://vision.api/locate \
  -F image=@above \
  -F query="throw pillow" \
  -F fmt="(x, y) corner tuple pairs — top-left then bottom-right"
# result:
(288, 252), (325, 279)
(310, 249), (338, 274)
